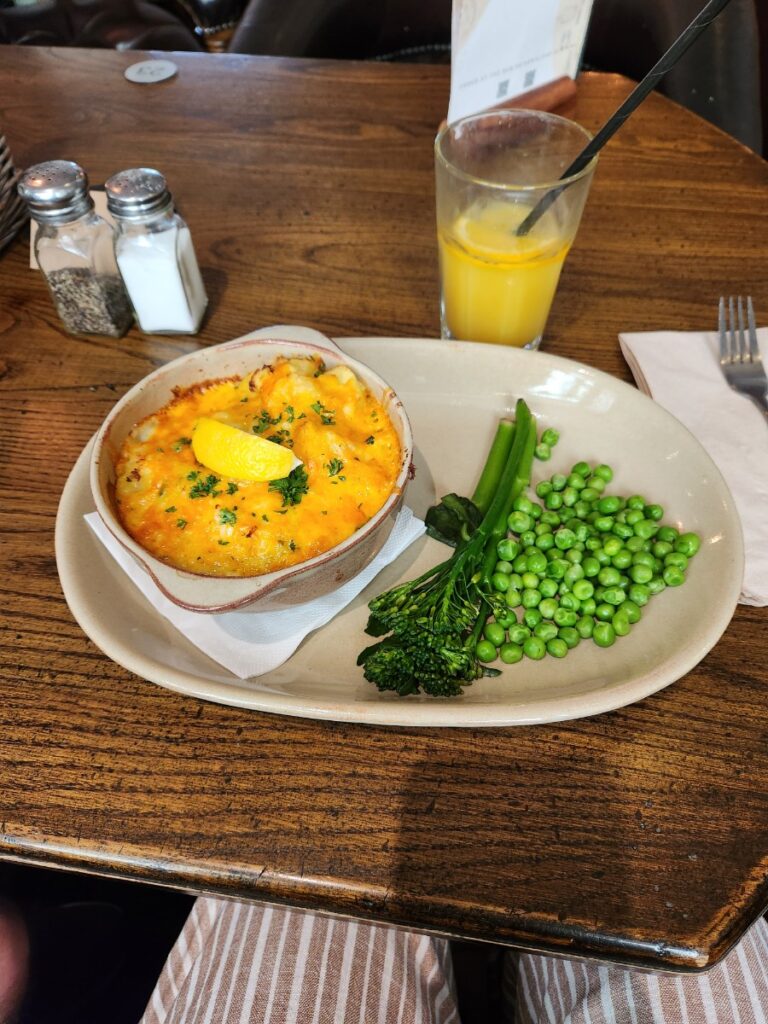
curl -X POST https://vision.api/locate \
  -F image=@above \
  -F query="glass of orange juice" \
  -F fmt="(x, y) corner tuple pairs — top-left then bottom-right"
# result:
(435, 109), (597, 349)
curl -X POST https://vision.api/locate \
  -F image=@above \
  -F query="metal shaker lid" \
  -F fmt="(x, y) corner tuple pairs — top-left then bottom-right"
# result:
(17, 160), (93, 223)
(104, 168), (172, 219)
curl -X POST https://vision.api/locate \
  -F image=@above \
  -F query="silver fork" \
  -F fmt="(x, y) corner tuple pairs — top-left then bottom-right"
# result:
(718, 296), (768, 422)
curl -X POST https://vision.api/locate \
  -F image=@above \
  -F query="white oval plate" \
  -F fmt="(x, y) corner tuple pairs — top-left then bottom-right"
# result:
(55, 337), (743, 727)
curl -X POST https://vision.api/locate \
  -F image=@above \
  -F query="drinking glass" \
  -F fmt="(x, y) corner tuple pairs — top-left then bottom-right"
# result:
(435, 108), (596, 349)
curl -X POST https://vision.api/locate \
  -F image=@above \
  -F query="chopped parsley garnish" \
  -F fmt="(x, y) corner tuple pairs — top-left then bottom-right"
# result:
(261, 514), (269, 522)
(187, 470), (199, 481)
(172, 437), (192, 452)
(365, 436), (375, 445)
(164, 505), (177, 513)
(189, 473), (221, 499)
(284, 405), (295, 423)
(218, 508), (237, 525)
(267, 429), (293, 447)
(253, 409), (281, 435)
(289, 540), (297, 551)
(227, 482), (239, 495)
(326, 458), (344, 477)
(313, 360), (326, 378)
(218, 540), (229, 546)
(310, 401), (335, 425)
(176, 518), (187, 530)
(268, 465), (309, 507)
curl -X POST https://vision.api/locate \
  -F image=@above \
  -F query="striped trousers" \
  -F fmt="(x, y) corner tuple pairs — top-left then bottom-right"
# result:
(140, 898), (768, 1024)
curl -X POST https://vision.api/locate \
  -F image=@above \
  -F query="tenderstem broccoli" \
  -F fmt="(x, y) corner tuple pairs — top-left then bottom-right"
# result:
(357, 399), (537, 697)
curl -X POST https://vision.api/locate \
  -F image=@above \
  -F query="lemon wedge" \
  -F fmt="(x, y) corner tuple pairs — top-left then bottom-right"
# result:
(192, 417), (300, 482)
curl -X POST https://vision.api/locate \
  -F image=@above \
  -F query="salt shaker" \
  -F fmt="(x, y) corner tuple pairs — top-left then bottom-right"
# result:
(17, 160), (133, 338)
(105, 168), (207, 334)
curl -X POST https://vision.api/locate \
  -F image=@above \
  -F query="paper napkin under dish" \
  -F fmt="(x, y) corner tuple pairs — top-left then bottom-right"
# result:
(85, 508), (425, 678)
(619, 327), (768, 606)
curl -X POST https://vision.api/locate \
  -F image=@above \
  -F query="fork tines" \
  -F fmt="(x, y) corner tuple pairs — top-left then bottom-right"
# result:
(719, 295), (760, 365)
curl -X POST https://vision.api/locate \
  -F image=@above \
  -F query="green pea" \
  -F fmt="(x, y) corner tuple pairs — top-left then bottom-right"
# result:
(495, 562), (513, 577)
(539, 577), (558, 598)
(572, 461), (591, 478)
(645, 503), (664, 521)
(629, 563), (653, 584)
(499, 643), (524, 665)
(509, 573), (523, 589)
(594, 516), (614, 533)
(520, 530), (537, 548)
(612, 611), (631, 636)
(621, 600), (642, 624)
(597, 566), (620, 587)
(523, 636), (546, 660)
(602, 536), (622, 557)
(553, 607), (578, 628)
(602, 587), (626, 606)
(545, 492), (563, 510)
(495, 612), (517, 629)
(565, 548), (583, 564)
(497, 538), (519, 562)
(559, 592), (581, 612)
(509, 625), (531, 645)
(652, 540), (673, 559)
(574, 500), (592, 519)
(626, 495), (645, 510)
(512, 496), (534, 514)
(656, 525), (679, 544)
(586, 476), (606, 494)
(612, 548), (633, 570)
(562, 486), (578, 507)
(580, 487), (600, 503)
(534, 443), (551, 461)
(540, 428), (559, 447)
(508, 511), (532, 534)
(551, 473), (567, 492)
(647, 576), (667, 596)
(521, 572), (540, 590)
(545, 559), (568, 580)
(633, 519), (658, 540)
(505, 588), (522, 609)
(594, 548), (611, 566)
(663, 565), (685, 587)
(513, 554), (528, 573)
(536, 480), (553, 498)
(593, 464), (613, 482)
(547, 638), (569, 659)
(534, 621), (558, 642)
(593, 622), (616, 648)
(535, 533), (555, 552)
(665, 551), (689, 571)
(538, 597), (558, 620)
(676, 532), (701, 557)
(625, 535), (645, 552)
(535, 521), (553, 536)
(595, 603), (614, 621)
(558, 626), (581, 649)
(597, 496), (621, 515)
(571, 579), (594, 601)
(582, 556), (601, 578)
(524, 551), (546, 576)
(625, 508), (644, 526)
(576, 615), (595, 638)
(564, 565), (585, 588)
(628, 583), (650, 606)
(476, 640), (498, 662)
(567, 473), (586, 490)
(523, 608), (542, 629)
(631, 551), (655, 568)
(580, 597), (597, 616)
(541, 510), (560, 526)
(612, 521), (634, 541)
(484, 622), (506, 647)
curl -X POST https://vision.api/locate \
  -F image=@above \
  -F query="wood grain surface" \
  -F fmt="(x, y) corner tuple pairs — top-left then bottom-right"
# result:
(1, 47), (767, 972)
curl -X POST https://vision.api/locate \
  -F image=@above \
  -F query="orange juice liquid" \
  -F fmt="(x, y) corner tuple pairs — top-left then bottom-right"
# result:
(438, 200), (570, 347)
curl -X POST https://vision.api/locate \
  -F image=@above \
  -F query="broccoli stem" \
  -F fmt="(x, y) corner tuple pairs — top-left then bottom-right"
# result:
(471, 419), (515, 516)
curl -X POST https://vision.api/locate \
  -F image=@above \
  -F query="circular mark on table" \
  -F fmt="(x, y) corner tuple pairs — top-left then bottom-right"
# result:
(124, 60), (178, 85)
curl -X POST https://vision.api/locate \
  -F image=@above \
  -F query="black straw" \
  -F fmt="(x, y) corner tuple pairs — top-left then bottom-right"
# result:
(516, 0), (735, 236)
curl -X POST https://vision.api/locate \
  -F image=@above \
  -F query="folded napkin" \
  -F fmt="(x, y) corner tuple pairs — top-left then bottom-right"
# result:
(619, 328), (768, 606)
(85, 508), (425, 678)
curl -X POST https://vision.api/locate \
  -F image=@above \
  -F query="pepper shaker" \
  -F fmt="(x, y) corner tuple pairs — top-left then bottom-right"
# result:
(17, 160), (133, 337)
(105, 168), (208, 334)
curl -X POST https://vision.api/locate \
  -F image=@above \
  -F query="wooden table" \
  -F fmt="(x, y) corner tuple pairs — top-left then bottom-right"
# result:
(1, 46), (767, 973)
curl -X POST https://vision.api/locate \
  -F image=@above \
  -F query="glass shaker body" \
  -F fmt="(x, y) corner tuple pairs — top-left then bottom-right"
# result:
(105, 169), (208, 335)
(18, 160), (133, 338)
